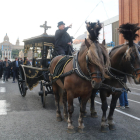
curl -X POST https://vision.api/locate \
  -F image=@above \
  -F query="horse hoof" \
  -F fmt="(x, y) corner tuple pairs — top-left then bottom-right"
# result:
(78, 128), (85, 133)
(57, 116), (62, 122)
(67, 128), (76, 134)
(91, 112), (98, 118)
(109, 124), (116, 130)
(101, 125), (109, 133)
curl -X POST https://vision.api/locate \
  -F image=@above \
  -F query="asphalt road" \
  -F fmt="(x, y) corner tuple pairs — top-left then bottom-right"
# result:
(0, 79), (140, 140)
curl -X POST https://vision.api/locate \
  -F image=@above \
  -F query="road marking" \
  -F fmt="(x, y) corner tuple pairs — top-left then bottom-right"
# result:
(0, 87), (6, 92)
(0, 81), (5, 84)
(0, 100), (7, 115)
(128, 99), (140, 104)
(95, 101), (140, 121)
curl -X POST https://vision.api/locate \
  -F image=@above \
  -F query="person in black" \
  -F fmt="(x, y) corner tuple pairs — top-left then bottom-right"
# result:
(3, 57), (10, 82)
(12, 57), (20, 83)
(19, 58), (23, 65)
(0, 60), (3, 79)
(54, 21), (73, 56)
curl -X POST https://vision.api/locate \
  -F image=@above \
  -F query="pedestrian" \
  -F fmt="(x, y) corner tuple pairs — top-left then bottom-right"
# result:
(12, 57), (20, 83)
(19, 58), (23, 65)
(116, 76), (129, 109)
(26, 58), (30, 65)
(8, 60), (11, 79)
(0, 59), (3, 79)
(3, 57), (10, 82)
(29, 59), (32, 66)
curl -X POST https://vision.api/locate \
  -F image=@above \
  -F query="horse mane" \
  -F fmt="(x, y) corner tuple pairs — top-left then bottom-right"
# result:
(79, 21), (110, 78)
(86, 20), (102, 42)
(118, 23), (140, 47)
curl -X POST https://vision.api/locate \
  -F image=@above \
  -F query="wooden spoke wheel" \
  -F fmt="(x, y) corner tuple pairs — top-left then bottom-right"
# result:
(40, 81), (47, 108)
(18, 73), (27, 97)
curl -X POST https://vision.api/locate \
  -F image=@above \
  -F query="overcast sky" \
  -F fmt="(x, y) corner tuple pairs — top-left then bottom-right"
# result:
(0, 0), (118, 45)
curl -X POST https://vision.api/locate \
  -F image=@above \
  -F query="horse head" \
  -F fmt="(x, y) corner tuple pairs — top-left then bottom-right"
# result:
(118, 23), (140, 84)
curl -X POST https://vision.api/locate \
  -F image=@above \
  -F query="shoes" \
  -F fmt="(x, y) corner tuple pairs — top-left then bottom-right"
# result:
(116, 105), (125, 109)
(125, 105), (129, 108)
(120, 106), (125, 109)
(12, 81), (15, 83)
(6, 79), (8, 81)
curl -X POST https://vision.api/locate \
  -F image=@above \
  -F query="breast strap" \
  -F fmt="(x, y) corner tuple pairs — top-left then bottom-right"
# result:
(73, 52), (91, 81)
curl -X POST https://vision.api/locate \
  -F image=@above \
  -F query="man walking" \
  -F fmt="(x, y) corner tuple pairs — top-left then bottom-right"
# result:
(3, 57), (9, 82)
(54, 21), (73, 56)
(0, 60), (3, 79)
(12, 57), (19, 83)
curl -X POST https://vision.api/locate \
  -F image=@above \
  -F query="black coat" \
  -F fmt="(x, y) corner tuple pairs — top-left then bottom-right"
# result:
(55, 27), (72, 51)
(0, 62), (3, 70)
(3, 61), (10, 71)
(12, 61), (20, 70)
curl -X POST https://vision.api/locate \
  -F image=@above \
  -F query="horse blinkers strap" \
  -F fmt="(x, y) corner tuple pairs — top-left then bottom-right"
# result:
(86, 55), (103, 80)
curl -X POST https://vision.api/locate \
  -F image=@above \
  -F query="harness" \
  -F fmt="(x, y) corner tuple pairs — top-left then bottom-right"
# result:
(100, 43), (140, 92)
(51, 51), (103, 82)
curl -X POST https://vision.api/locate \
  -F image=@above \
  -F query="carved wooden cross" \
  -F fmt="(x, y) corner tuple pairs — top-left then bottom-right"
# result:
(40, 21), (51, 34)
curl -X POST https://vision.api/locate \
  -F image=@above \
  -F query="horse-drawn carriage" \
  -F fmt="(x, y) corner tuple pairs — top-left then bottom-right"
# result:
(18, 21), (54, 107)
(18, 20), (140, 133)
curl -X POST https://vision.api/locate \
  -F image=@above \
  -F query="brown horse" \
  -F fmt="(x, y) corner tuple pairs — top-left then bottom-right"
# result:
(90, 23), (140, 132)
(49, 21), (110, 133)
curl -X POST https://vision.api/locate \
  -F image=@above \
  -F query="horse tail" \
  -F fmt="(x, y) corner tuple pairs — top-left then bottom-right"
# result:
(85, 20), (102, 42)
(118, 23), (140, 47)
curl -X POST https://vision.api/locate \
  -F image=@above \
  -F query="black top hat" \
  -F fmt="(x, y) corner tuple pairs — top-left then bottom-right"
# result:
(57, 21), (65, 27)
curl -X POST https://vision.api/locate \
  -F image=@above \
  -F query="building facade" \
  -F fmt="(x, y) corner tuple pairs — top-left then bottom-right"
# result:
(119, 0), (140, 44)
(0, 34), (24, 60)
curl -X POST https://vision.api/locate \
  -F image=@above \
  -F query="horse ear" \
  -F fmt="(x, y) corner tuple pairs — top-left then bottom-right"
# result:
(85, 38), (90, 49)
(102, 39), (106, 45)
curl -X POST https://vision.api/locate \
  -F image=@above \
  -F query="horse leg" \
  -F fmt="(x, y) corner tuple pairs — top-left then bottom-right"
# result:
(67, 92), (75, 133)
(100, 90), (109, 132)
(90, 89), (98, 118)
(63, 90), (68, 121)
(108, 92), (121, 130)
(78, 98), (88, 133)
(53, 84), (62, 122)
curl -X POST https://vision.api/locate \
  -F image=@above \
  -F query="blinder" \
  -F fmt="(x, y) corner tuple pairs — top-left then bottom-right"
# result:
(86, 55), (104, 80)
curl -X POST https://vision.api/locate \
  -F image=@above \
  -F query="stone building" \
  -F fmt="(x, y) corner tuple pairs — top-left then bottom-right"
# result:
(0, 34), (24, 60)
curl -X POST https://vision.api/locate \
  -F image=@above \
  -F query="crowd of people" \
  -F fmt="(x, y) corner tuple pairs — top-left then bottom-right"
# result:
(0, 57), (32, 83)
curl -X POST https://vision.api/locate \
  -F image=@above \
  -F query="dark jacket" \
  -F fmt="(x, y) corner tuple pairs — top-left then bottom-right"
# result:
(19, 60), (23, 65)
(3, 61), (10, 71)
(12, 61), (20, 70)
(55, 27), (72, 51)
(0, 62), (3, 70)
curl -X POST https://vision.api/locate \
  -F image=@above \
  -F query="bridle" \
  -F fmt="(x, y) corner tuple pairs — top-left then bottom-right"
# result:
(86, 54), (104, 81)
(100, 43), (140, 93)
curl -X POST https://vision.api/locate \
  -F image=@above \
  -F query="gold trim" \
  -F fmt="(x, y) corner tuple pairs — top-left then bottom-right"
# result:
(44, 42), (54, 48)
(53, 56), (65, 73)
(22, 65), (48, 70)
(26, 81), (39, 90)
(53, 57), (73, 79)
(26, 70), (39, 78)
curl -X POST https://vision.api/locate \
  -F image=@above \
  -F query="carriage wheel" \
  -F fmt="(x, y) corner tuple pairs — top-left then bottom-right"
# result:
(18, 79), (27, 97)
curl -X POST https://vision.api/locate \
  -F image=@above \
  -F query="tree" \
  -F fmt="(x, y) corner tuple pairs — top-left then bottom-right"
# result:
(12, 49), (19, 59)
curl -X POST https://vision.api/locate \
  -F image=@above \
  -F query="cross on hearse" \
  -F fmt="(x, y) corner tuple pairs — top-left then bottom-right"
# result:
(40, 21), (51, 34)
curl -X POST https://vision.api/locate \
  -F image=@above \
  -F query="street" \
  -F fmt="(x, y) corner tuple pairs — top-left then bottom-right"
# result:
(0, 79), (140, 140)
